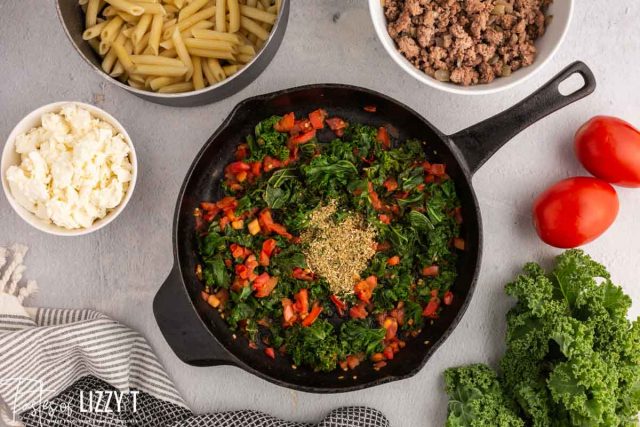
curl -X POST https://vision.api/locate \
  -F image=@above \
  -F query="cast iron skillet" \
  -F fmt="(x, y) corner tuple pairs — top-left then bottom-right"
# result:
(154, 62), (595, 393)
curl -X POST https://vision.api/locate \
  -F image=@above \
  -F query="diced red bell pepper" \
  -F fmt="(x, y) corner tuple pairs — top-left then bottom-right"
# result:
(235, 264), (249, 280)
(293, 288), (309, 316)
(274, 112), (295, 132)
(443, 291), (454, 306)
(383, 177), (398, 192)
(363, 105), (377, 113)
(376, 127), (391, 149)
(290, 129), (316, 145)
(383, 346), (395, 360)
(230, 243), (249, 260)
(264, 347), (276, 359)
(291, 119), (313, 135)
(422, 265), (439, 277)
(367, 181), (384, 211)
(200, 202), (221, 222)
(330, 295), (346, 316)
(250, 161), (262, 177)
(216, 196), (237, 210)
(308, 109), (327, 129)
(270, 223), (293, 240)
(301, 303), (322, 327)
(453, 237), (465, 250)
(387, 255), (400, 266)
(349, 302), (368, 319)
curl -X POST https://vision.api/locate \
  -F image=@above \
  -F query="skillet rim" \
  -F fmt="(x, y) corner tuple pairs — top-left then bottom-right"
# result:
(170, 83), (483, 393)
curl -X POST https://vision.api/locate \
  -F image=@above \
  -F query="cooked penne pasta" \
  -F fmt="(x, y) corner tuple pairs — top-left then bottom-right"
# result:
(172, 27), (194, 79)
(131, 13), (152, 44)
(227, 0), (241, 32)
(192, 56), (205, 89)
(79, 0), (278, 92)
(186, 47), (235, 60)
(215, 0), (226, 32)
(132, 63), (189, 76)
(105, 0), (145, 16)
(239, 5), (275, 24)
(178, 0), (208, 21)
(191, 29), (240, 43)
(83, 21), (108, 39)
(184, 38), (235, 51)
(148, 13), (164, 54)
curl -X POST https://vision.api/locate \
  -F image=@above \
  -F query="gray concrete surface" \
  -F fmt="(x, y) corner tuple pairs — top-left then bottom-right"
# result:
(1, 1), (639, 426)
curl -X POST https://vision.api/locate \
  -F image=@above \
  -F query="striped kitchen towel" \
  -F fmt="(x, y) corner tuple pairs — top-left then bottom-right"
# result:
(0, 245), (389, 427)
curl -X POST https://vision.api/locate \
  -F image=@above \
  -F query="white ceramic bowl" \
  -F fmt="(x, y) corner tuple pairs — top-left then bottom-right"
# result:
(1, 102), (138, 236)
(369, 0), (574, 95)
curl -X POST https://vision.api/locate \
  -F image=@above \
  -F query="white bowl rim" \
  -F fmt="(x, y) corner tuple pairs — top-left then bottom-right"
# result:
(368, 0), (574, 95)
(1, 101), (138, 236)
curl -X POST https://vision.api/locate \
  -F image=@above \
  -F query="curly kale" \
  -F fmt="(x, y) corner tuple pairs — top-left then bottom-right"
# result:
(445, 250), (640, 427)
(445, 364), (524, 427)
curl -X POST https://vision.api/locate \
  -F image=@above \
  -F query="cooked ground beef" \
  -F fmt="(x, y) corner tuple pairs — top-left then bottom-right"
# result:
(384, 0), (553, 86)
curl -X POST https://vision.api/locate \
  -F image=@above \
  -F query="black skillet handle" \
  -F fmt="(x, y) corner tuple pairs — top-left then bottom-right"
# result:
(153, 264), (236, 367)
(450, 61), (596, 175)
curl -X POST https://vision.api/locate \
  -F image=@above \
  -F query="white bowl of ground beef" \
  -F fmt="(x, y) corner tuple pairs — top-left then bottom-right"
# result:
(370, 0), (573, 95)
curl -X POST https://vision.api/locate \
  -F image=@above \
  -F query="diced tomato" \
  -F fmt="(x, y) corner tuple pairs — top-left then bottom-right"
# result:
(216, 196), (237, 210)
(308, 109), (327, 129)
(367, 181), (384, 211)
(326, 117), (347, 136)
(282, 298), (297, 327)
(349, 302), (368, 319)
(253, 273), (279, 298)
(376, 127), (391, 149)
(424, 175), (435, 184)
(430, 163), (446, 176)
(292, 267), (315, 282)
(264, 347), (276, 359)
(219, 216), (230, 230)
(383, 346), (395, 360)
(258, 209), (294, 240)
(423, 297), (440, 319)
(250, 161), (262, 177)
(371, 352), (385, 362)
(200, 202), (221, 222)
(330, 295), (346, 316)
(454, 207), (463, 224)
(346, 355), (361, 370)
(235, 143), (249, 160)
(290, 129), (316, 145)
(422, 265), (439, 277)
(443, 291), (454, 306)
(226, 161), (251, 175)
(453, 237), (465, 250)
(354, 276), (377, 304)
(259, 238), (277, 266)
(274, 112), (295, 132)
(383, 317), (398, 340)
(230, 243), (249, 259)
(224, 258), (232, 267)
(363, 105), (377, 113)
(378, 214), (391, 224)
(376, 241), (391, 252)
(387, 255), (400, 266)
(263, 156), (282, 172)
(301, 303), (322, 327)
(293, 289), (309, 316)
(291, 119), (313, 135)
(270, 222), (293, 240)
(383, 177), (398, 192)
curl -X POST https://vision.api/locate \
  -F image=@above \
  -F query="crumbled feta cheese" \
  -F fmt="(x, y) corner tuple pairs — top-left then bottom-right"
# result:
(6, 104), (133, 230)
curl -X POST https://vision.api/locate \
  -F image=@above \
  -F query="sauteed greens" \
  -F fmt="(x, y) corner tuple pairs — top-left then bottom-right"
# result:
(195, 109), (464, 372)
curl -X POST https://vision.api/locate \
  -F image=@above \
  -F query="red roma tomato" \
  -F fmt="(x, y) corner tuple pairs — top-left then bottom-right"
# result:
(575, 116), (640, 187)
(533, 177), (619, 248)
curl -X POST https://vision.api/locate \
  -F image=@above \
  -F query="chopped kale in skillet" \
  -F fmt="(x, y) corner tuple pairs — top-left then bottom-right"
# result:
(194, 109), (464, 372)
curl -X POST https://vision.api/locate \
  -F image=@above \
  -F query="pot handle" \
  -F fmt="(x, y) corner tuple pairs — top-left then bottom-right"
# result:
(450, 61), (596, 175)
(153, 264), (236, 366)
